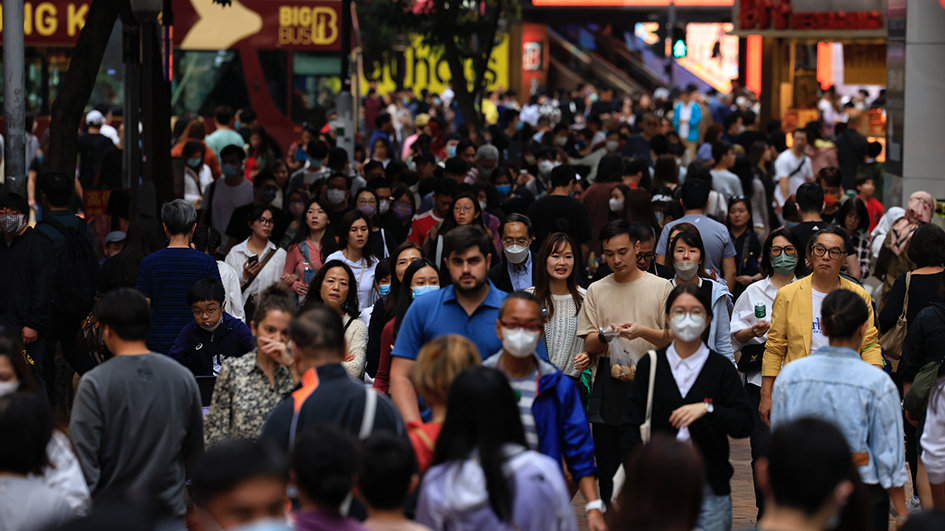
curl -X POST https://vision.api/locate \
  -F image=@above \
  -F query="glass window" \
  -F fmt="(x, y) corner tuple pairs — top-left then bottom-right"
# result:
(291, 52), (341, 127)
(172, 50), (250, 116)
(258, 50), (288, 116)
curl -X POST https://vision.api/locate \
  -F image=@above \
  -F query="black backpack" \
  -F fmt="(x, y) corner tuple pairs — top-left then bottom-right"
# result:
(41, 216), (99, 313)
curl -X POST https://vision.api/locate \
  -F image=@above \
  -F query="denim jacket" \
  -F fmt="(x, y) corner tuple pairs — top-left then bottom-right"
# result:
(771, 345), (907, 489)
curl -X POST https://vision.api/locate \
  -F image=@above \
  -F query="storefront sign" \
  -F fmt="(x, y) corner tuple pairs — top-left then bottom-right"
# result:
(737, 0), (884, 31)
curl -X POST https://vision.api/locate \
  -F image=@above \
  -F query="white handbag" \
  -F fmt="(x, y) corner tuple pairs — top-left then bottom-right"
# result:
(611, 349), (658, 505)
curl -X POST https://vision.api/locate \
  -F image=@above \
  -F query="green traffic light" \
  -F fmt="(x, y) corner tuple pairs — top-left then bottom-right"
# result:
(673, 40), (687, 58)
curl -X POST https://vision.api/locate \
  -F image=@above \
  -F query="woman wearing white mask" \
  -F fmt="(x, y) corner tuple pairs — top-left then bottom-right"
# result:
(619, 283), (753, 531)
(374, 259), (440, 394)
(668, 231), (735, 365)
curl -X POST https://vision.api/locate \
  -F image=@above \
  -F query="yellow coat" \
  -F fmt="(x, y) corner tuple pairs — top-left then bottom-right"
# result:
(762, 275), (882, 377)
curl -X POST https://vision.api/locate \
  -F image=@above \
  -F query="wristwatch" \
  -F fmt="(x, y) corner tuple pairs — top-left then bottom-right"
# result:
(704, 398), (714, 414)
(585, 499), (606, 515)
(598, 328), (610, 345)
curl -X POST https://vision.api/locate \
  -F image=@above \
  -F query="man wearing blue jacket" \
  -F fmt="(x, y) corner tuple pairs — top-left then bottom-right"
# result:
(484, 291), (605, 531)
(169, 279), (255, 376)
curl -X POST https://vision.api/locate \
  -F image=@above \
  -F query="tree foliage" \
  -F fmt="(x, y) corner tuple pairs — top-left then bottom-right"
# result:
(357, 0), (519, 132)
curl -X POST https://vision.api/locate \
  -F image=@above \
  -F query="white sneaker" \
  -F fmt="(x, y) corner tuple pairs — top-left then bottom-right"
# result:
(906, 494), (922, 515)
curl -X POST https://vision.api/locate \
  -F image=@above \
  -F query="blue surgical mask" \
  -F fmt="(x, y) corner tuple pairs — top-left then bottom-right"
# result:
(447, 145), (457, 158)
(515, 121), (524, 131)
(412, 285), (440, 299)
(187, 158), (202, 168)
(261, 188), (277, 204)
(221, 164), (240, 178)
(496, 184), (512, 196)
(575, 140), (586, 150)
(378, 283), (391, 296)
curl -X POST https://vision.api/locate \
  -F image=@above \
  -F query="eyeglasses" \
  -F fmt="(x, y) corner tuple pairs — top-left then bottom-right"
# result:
(770, 245), (796, 256)
(454, 205), (474, 213)
(670, 308), (707, 319)
(192, 306), (220, 318)
(500, 320), (544, 333)
(636, 252), (655, 262)
(502, 237), (530, 247)
(256, 218), (274, 226)
(812, 245), (845, 260)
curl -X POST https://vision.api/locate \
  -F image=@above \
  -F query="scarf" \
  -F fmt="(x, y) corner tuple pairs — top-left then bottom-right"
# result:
(889, 191), (934, 256)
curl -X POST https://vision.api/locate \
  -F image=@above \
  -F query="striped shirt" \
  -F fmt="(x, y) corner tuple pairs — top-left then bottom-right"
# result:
(137, 248), (221, 355)
(508, 368), (540, 449)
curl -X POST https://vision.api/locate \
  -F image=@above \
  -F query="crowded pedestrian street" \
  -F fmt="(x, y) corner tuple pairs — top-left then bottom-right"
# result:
(2, 0), (945, 530)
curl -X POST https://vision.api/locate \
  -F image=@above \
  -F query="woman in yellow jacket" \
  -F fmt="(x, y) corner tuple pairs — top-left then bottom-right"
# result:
(759, 225), (883, 425)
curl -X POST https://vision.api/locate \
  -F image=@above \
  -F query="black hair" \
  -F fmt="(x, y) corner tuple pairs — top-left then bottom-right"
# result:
(252, 285), (297, 326)
(868, 142), (882, 159)
(444, 158), (469, 177)
(817, 167), (842, 189)
(0, 334), (35, 393)
(731, 155), (755, 204)
(726, 197), (754, 232)
(374, 112), (392, 129)
(711, 141), (733, 163)
(550, 164), (577, 188)
(239, 107), (257, 123)
(795, 182), (825, 214)
(192, 225), (222, 256)
(0, 393), (52, 475)
(114, 214), (166, 287)
(307, 139), (330, 161)
(665, 283), (714, 320)
(41, 172), (74, 207)
(372, 136), (395, 161)
(246, 204), (274, 230)
(854, 175), (874, 190)
(291, 304), (345, 359)
(0, 192), (29, 216)
(723, 111), (742, 132)
(289, 197), (337, 263)
(366, 177), (390, 193)
(252, 171), (277, 189)
(94, 288), (152, 341)
(669, 231), (712, 281)
(220, 144), (246, 163)
(809, 225), (853, 256)
(500, 213), (534, 239)
(623, 158), (649, 179)
(393, 257), (441, 340)
(599, 219), (635, 245)
(363, 160), (384, 177)
(760, 227), (804, 278)
(836, 197), (869, 234)
(213, 105), (233, 125)
(661, 201), (685, 224)
(630, 221), (656, 244)
(649, 134), (670, 156)
(384, 242), (423, 321)
(105, 189), (132, 231)
(433, 367), (527, 521)
(292, 424), (359, 510)
(595, 155), (624, 183)
(533, 233), (583, 320)
(302, 260), (360, 317)
(442, 225), (493, 264)
(187, 278), (226, 306)
(357, 431), (417, 510)
(680, 178), (711, 210)
(336, 210), (377, 266)
(182, 140), (205, 161)
(191, 438), (288, 506)
(741, 109), (757, 126)
(821, 289), (869, 339)
(434, 178), (458, 198)
(767, 417), (867, 530)
(907, 224), (945, 268)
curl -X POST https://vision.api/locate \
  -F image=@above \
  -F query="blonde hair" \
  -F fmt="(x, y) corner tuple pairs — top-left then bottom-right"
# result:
(413, 335), (481, 405)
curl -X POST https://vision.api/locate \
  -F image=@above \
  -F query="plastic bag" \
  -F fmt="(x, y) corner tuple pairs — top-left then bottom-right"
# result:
(608, 335), (642, 381)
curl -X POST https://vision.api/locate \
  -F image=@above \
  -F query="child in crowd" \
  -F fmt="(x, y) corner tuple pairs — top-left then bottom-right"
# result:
(357, 433), (431, 531)
(855, 175), (884, 233)
(168, 278), (255, 376)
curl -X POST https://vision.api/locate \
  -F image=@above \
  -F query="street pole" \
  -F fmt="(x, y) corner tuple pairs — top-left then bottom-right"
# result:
(335, 0), (355, 160)
(667, 1), (676, 89)
(123, 21), (142, 210)
(3, 0), (26, 196)
(138, 20), (157, 217)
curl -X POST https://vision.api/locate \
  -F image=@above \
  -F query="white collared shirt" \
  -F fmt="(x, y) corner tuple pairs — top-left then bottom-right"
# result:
(730, 276), (796, 386)
(666, 341), (711, 442)
(224, 238), (287, 307)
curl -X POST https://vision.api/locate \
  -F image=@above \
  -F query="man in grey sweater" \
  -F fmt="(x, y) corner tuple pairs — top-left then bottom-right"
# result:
(69, 288), (204, 516)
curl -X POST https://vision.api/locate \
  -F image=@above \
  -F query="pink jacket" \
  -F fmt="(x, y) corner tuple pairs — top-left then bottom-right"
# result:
(284, 240), (325, 294)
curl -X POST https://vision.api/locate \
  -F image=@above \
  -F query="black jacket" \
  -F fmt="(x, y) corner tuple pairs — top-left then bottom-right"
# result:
(488, 252), (539, 293)
(0, 228), (54, 332)
(619, 347), (753, 496)
(900, 303), (945, 382)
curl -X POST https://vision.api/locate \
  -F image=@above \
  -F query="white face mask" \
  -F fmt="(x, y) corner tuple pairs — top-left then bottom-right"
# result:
(538, 160), (556, 177)
(674, 261), (699, 280)
(670, 313), (707, 342)
(606, 140), (620, 152)
(502, 327), (541, 358)
(503, 244), (529, 264)
(0, 381), (18, 397)
(326, 189), (347, 205)
(609, 198), (624, 212)
(479, 200), (488, 211)
(379, 199), (391, 215)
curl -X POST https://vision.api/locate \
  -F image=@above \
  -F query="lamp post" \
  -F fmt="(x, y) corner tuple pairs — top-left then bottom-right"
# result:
(129, 0), (163, 216)
(3, 0), (26, 196)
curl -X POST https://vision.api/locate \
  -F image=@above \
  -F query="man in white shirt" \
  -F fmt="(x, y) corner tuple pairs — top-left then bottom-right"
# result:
(709, 141), (743, 201)
(773, 129), (813, 211)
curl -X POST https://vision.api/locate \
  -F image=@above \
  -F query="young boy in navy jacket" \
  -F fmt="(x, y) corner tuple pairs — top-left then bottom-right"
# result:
(169, 278), (255, 376)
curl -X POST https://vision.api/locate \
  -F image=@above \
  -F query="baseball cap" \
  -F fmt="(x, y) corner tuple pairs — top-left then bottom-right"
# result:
(86, 110), (105, 127)
(105, 231), (126, 245)
(414, 113), (431, 127)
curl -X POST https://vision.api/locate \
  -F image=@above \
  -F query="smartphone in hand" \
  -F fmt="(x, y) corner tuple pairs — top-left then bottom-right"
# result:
(248, 254), (259, 265)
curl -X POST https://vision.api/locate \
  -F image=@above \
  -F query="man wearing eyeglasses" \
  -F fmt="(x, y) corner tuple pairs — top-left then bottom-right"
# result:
(758, 225), (883, 426)
(484, 291), (606, 531)
(488, 214), (537, 292)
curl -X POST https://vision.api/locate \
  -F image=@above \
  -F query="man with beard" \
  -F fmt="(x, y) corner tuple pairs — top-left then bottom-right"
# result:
(388, 226), (507, 423)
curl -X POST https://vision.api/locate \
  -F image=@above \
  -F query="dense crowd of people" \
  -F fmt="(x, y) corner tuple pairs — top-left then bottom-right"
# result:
(2, 80), (945, 531)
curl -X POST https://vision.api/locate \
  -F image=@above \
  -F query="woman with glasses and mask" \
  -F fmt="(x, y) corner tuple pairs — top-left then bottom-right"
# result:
(729, 227), (802, 519)
(225, 205), (288, 319)
(620, 284), (753, 531)
(668, 231), (735, 365)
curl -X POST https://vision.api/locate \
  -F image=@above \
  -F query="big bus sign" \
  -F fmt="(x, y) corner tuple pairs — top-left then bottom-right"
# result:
(0, 0), (341, 51)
